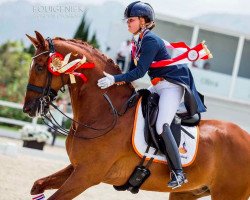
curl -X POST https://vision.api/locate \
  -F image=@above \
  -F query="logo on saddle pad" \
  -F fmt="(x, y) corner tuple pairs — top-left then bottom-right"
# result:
(132, 99), (199, 167)
(179, 142), (188, 154)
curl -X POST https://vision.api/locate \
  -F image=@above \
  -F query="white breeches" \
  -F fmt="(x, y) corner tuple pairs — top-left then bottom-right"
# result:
(148, 80), (184, 135)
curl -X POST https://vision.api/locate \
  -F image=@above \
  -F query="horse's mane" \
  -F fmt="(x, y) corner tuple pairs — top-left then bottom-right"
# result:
(54, 37), (134, 90)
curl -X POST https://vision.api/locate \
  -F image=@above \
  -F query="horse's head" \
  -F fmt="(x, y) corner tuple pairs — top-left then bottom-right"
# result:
(23, 31), (68, 117)
(24, 31), (134, 119)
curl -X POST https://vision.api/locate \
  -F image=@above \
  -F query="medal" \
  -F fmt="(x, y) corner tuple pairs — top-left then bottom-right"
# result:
(134, 58), (138, 66)
(131, 29), (149, 67)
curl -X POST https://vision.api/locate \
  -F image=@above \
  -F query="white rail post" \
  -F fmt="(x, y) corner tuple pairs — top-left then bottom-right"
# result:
(229, 36), (245, 99)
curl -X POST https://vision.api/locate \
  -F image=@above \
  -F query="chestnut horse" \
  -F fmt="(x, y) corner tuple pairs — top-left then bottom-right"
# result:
(23, 31), (250, 200)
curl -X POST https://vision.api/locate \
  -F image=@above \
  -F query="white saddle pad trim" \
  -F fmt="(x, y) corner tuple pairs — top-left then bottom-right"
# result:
(132, 98), (199, 167)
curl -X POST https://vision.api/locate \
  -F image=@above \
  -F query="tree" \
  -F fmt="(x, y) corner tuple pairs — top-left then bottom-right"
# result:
(89, 33), (99, 49)
(74, 13), (99, 49)
(24, 43), (35, 55)
(0, 40), (32, 103)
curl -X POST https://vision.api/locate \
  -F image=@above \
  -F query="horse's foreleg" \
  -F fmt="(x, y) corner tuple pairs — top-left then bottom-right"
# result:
(47, 165), (101, 200)
(30, 164), (74, 195)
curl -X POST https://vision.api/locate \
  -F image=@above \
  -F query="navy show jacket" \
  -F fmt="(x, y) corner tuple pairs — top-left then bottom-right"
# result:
(114, 30), (206, 114)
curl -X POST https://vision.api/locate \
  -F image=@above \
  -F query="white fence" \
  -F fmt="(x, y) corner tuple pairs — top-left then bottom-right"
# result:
(0, 100), (38, 127)
(0, 100), (73, 128)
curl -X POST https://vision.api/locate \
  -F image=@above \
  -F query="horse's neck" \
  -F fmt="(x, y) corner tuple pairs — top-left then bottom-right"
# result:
(57, 39), (134, 129)
(68, 83), (133, 131)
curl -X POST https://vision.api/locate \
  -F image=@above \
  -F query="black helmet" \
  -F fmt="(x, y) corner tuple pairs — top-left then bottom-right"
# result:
(124, 1), (155, 22)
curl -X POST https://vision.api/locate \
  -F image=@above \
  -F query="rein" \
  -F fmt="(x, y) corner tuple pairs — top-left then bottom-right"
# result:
(44, 90), (138, 140)
(26, 37), (134, 140)
(45, 93), (119, 140)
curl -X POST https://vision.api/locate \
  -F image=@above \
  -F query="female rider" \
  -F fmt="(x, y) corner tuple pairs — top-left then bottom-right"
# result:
(97, 1), (206, 189)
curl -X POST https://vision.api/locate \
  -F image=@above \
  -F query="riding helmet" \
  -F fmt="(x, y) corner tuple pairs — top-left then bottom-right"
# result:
(124, 1), (155, 22)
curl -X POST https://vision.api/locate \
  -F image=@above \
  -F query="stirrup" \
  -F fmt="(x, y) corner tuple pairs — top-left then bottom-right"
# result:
(167, 170), (188, 189)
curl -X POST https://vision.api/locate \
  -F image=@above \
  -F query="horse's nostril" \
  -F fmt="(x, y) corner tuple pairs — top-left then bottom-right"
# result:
(23, 105), (31, 113)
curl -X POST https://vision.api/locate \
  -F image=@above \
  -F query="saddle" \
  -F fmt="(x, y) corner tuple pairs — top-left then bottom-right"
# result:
(140, 89), (200, 153)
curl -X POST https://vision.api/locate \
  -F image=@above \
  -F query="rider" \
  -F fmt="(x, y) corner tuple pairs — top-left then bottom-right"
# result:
(97, 1), (206, 188)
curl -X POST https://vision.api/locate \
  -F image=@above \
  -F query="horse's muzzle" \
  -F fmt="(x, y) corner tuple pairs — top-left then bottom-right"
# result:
(23, 99), (40, 117)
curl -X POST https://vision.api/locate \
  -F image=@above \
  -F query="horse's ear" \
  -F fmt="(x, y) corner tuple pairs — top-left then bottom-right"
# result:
(26, 34), (39, 48)
(35, 31), (46, 48)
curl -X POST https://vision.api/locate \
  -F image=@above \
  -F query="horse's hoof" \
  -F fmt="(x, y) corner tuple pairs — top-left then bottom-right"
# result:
(30, 180), (45, 195)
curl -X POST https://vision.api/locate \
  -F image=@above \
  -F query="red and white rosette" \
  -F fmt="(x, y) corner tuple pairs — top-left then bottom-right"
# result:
(47, 52), (95, 83)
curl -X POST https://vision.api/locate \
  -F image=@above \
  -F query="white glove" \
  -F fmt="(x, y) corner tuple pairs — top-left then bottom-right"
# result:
(97, 71), (115, 89)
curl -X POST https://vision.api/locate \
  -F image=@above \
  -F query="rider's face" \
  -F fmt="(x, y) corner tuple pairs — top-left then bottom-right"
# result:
(127, 17), (140, 34)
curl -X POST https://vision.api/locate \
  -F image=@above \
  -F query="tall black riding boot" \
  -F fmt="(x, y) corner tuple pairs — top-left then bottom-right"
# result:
(160, 123), (188, 189)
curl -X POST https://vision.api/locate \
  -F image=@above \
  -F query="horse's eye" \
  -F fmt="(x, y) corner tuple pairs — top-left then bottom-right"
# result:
(36, 64), (44, 72)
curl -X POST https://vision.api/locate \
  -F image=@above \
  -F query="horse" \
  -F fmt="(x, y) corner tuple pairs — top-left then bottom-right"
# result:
(23, 31), (250, 200)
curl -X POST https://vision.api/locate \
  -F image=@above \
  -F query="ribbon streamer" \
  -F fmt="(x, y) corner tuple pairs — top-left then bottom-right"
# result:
(132, 40), (213, 68)
(48, 53), (95, 83)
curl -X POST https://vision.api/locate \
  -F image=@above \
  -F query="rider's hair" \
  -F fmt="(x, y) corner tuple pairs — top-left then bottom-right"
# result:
(141, 16), (155, 30)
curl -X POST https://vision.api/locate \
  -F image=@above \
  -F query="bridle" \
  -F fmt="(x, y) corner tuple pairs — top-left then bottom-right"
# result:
(26, 37), (130, 140)
(27, 38), (59, 109)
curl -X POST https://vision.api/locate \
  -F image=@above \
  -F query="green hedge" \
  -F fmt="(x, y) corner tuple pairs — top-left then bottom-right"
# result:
(0, 106), (46, 128)
(0, 106), (32, 122)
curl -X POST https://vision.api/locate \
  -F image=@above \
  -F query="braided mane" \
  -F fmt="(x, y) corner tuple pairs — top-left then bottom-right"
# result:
(54, 37), (134, 90)
(54, 37), (121, 72)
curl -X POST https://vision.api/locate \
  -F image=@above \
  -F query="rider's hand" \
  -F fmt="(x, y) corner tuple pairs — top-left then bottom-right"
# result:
(97, 71), (115, 89)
